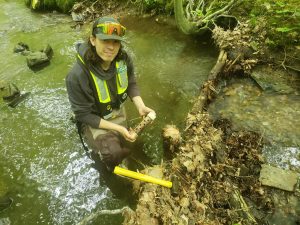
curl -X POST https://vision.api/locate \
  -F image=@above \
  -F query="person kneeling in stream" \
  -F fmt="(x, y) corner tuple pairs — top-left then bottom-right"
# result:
(66, 16), (155, 171)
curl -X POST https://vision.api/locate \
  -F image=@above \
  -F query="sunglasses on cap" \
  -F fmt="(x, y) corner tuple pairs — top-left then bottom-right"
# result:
(94, 22), (126, 37)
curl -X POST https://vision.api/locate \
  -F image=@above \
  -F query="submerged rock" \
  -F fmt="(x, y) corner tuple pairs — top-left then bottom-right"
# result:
(0, 81), (30, 107)
(26, 51), (49, 69)
(13, 42), (29, 53)
(14, 43), (53, 70)
(251, 66), (296, 94)
(0, 180), (12, 212)
(0, 218), (11, 225)
(0, 82), (20, 102)
(42, 44), (54, 59)
(71, 12), (84, 22)
(259, 164), (299, 191)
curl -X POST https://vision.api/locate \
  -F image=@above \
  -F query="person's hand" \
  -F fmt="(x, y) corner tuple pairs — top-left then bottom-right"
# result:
(119, 126), (137, 142)
(132, 96), (155, 117)
(138, 105), (155, 117)
(99, 120), (137, 142)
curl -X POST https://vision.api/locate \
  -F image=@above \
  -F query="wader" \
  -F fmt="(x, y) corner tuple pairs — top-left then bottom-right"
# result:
(81, 106), (130, 171)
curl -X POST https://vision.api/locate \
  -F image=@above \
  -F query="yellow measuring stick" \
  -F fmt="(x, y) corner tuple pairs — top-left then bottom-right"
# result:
(113, 166), (172, 188)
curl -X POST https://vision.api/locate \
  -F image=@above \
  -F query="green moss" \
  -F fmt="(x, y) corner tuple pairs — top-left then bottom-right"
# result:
(43, 0), (57, 10)
(24, 0), (31, 7)
(56, 0), (76, 13)
(24, 0), (75, 13)
(243, 0), (300, 48)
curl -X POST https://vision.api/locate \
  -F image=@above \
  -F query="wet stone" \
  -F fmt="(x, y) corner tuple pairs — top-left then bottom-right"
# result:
(259, 164), (299, 191)
(26, 51), (49, 69)
(13, 42), (29, 53)
(251, 66), (295, 94)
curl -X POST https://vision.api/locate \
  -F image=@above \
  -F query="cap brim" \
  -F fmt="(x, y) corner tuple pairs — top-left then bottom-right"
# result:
(95, 33), (124, 41)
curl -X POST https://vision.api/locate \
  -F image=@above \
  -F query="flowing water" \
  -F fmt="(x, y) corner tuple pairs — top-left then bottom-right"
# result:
(208, 77), (300, 224)
(0, 1), (217, 224)
(209, 77), (300, 171)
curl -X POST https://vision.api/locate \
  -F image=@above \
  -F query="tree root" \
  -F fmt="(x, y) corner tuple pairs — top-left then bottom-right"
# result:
(76, 206), (134, 225)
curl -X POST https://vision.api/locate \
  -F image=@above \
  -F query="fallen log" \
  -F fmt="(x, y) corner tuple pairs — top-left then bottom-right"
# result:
(123, 166), (165, 225)
(190, 49), (227, 114)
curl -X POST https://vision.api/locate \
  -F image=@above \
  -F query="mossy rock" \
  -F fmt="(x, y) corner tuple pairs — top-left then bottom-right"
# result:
(24, 0), (76, 13)
(0, 180), (12, 212)
(56, 0), (76, 13)
(0, 81), (10, 101)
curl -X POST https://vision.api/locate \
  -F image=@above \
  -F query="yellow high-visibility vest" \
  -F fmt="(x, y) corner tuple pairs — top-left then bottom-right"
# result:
(77, 54), (128, 119)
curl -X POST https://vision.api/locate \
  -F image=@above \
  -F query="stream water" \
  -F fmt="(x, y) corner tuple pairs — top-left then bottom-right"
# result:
(0, 1), (217, 224)
(209, 77), (300, 171)
(1, 1), (299, 225)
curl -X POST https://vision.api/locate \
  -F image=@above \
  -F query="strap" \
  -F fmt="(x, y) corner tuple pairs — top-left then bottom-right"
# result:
(76, 55), (104, 115)
(75, 121), (91, 158)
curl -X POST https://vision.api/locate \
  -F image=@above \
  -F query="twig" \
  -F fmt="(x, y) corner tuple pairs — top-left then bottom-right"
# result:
(128, 116), (142, 122)
(91, 0), (100, 8)
(207, 0), (217, 11)
(285, 65), (300, 72)
(196, 0), (204, 12)
(129, 155), (146, 168)
(225, 53), (241, 72)
(173, 167), (191, 185)
(186, 1), (192, 20)
(281, 47), (287, 70)
(199, 0), (236, 25)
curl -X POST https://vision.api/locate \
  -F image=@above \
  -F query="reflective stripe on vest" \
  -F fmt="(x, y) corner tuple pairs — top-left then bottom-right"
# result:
(90, 71), (110, 103)
(116, 61), (128, 94)
(91, 61), (128, 104)
(77, 54), (128, 119)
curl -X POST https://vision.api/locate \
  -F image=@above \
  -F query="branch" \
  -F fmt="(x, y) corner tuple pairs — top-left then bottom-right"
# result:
(199, 0), (236, 24)
(186, 1), (191, 20)
(207, 0), (217, 11)
(196, 0), (204, 12)
(280, 47), (287, 70)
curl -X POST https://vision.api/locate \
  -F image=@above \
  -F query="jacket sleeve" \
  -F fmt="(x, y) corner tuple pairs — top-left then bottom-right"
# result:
(65, 63), (101, 128)
(126, 55), (140, 99)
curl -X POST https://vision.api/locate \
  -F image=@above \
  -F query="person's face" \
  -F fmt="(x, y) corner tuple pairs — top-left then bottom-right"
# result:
(90, 36), (121, 63)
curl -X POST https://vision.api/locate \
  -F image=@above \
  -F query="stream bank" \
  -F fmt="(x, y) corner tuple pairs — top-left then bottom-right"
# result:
(121, 15), (299, 225)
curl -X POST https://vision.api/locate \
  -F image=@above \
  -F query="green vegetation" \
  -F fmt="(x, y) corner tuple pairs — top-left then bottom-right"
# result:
(246, 0), (300, 48)
(23, 0), (299, 49)
(135, 0), (299, 48)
